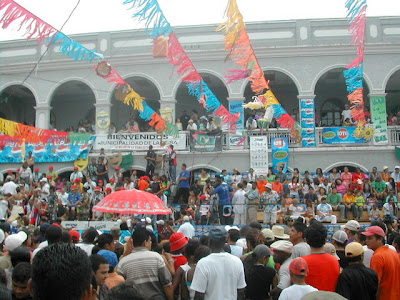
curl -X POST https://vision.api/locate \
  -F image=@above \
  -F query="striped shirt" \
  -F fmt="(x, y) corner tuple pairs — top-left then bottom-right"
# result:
(117, 247), (172, 300)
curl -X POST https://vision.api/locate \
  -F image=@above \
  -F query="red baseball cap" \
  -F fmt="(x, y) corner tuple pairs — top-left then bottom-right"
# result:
(289, 257), (309, 275)
(52, 223), (62, 228)
(115, 167), (120, 171)
(74, 167), (78, 170)
(34, 168), (39, 172)
(105, 187), (112, 192)
(71, 185), (78, 190)
(7, 170), (12, 174)
(98, 180), (103, 183)
(49, 166), (53, 169)
(74, 178), (81, 182)
(361, 226), (386, 237)
(47, 175), (52, 179)
(199, 195), (207, 200)
(95, 186), (102, 191)
(69, 230), (80, 242)
(110, 178), (115, 182)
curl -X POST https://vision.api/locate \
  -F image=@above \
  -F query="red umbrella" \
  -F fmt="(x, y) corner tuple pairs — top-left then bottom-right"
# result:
(92, 189), (172, 215)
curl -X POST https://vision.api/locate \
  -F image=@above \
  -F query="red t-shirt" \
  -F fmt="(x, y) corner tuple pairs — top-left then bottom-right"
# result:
(303, 253), (340, 291)
(370, 246), (400, 300)
(171, 254), (187, 271)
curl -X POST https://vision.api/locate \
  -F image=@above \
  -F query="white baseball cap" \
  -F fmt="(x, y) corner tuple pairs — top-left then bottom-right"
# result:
(4, 231), (28, 252)
(270, 240), (293, 253)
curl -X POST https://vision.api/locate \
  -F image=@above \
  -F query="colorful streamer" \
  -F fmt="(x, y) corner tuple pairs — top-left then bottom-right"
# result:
(0, 0), (172, 133)
(343, 0), (367, 123)
(217, 0), (300, 135)
(121, 0), (239, 130)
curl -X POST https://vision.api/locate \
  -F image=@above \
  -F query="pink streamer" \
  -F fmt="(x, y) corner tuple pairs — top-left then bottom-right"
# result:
(225, 69), (251, 84)
(0, 0), (57, 42)
(97, 66), (127, 87)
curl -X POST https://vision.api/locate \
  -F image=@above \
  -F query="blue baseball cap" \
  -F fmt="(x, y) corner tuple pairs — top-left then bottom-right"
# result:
(98, 250), (118, 269)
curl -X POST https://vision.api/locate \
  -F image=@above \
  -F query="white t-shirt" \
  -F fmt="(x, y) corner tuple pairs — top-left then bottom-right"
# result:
(277, 258), (292, 289)
(177, 222), (195, 239)
(341, 109), (352, 122)
(191, 252), (246, 300)
(278, 284), (318, 300)
(76, 243), (95, 256)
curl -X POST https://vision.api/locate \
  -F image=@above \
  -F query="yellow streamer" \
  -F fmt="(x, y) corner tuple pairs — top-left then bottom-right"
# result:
(263, 90), (280, 108)
(123, 86), (144, 111)
(0, 118), (18, 136)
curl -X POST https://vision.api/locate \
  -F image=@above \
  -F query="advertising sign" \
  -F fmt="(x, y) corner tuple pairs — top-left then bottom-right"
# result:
(249, 136), (268, 174)
(370, 96), (389, 145)
(229, 101), (244, 130)
(193, 131), (223, 152)
(300, 98), (316, 147)
(322, 127), (366, 144)
(94, 133), (186, 151)
(271, 137), (289, 173)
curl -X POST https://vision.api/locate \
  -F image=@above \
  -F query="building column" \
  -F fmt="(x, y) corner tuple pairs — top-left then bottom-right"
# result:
(95, 101), (112, 135)
(227, 96), (245, 130)
(34, 105), (51, 130)
(297, 94), (316, 147)
(159, 97), (176, 124)
(368, 92), (389, 145)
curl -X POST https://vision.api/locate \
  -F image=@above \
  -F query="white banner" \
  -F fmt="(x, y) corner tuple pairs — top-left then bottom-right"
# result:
(94, 133), (187, 151)
(61, 221), (121, 231)
(250, 136), (269, 174)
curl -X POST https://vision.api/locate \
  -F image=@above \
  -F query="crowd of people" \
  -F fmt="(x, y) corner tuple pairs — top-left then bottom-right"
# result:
(0, 212), (399, 299)
(1, 153), (400, 227)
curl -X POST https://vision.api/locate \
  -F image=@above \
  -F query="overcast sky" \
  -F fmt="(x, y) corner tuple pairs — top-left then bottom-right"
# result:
(0, 0), (399, 41)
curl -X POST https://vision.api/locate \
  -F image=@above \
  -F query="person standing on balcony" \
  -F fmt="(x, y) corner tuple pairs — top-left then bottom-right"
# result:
(342, 104), (353, 124)
(145, 145), (157, 178)
(166, 145), (177, 184)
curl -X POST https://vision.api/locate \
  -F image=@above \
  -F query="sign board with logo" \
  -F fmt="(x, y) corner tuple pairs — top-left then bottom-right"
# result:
(96, 112), (110, 129)
(193, 131), (223, 152)
(250, 136), (268, 174)
(370, 96), (389, 145)
(228, 134), (245, 150)
(94, 133), (186, 151)
(229, 100), (244, 130)
(300, 98), (316, 147)
(271, 137), (289, 173)
(322, 127), (366, 144)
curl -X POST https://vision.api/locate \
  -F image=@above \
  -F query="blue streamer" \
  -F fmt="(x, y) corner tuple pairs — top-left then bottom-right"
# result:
(139, 102), (155, 121)
(344, 64), (364, 93)
(123, 0), (172, 38)
(47, 33), (102, 62)
(271, 105), (285, 119)
(346, 0), (367, 21)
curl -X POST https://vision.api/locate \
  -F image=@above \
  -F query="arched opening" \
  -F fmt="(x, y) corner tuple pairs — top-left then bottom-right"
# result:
(111, 76), (161, 132)
(50, 80), (96, 132)
(314, 68), (370, 127)
(243, 71), (299, 122)
(385, 69), (400, 118)
(175, 73), (229, 123)
(0, 85), (36, 125)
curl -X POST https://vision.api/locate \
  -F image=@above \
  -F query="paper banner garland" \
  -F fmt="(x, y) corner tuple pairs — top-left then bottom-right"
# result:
(0, 0), (177, 135)
(121, 0), (239, 130)
(343, 0), (367, 124)
(217, 0), (301, 137)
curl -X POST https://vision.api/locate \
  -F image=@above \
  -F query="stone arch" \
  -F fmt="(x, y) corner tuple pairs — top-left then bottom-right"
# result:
(311, 64), (373, 94)
(384, 67), (400, 115)
(381, 65), (400, 91)
(323, 161), (368, 173)
(314, 66), (371, 126)
(0, 83), (37, 125)
(240, 67), (302, 96)
(50, 79), (97, 131)
(187, 164), (222, 173)
(174, 72), (229, 125)
(110, 76), (162, 131)
(242, 69), (300, 121)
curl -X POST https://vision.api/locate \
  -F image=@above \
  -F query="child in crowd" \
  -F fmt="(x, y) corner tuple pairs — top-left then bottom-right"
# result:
(369, 204), (381, 222)
(354, 190), (365, 221)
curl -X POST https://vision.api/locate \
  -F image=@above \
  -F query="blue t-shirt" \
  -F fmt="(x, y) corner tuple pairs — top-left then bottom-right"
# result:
(178, 171), (191, 188)
(212, 184), (233, 205)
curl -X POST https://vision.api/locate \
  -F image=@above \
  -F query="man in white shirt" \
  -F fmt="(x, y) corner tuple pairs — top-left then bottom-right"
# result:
(341, 104), (353, 124)
(70, 167), (83, 183)
(270, 240), (293, 298)
(39, 178), (50, 201)
(245, 117), (257, 130)
(59, 187), (69, 206)
(232, 183), (247, 225)
(191, 227), (246, 300)
(186, 119), (198, 131)
(1, 177), (18, 196)
(290, 222), (311, 259)
(391, 166), (400, 187)
(278, 258), (317, 300)
(177, 216), (195, 239)
(84, 177), (97, 196)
